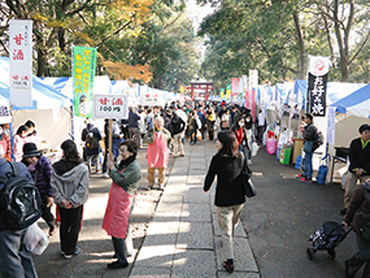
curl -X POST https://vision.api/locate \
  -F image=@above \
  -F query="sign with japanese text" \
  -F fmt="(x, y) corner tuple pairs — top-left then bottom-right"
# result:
(248, 69), (258, 118)
(93, 94), (129, 119)
(220, 88), (224, 100)
(226, 84), (231, 100)
(307, 73), (327, 116)
(0, 99), (12, 124)
(9, 19), (33, 107)
(72, 46), (97, 117)
(306, 55), (330, 117)
(231, 78), (239, 97)
(140, 86), (160, 106)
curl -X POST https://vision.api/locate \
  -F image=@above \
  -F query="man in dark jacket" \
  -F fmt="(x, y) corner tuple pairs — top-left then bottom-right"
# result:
(343, 123), (370, 211)
(169, 111), (186, 157)
(0, 145), (38, 278)
(128, 107), (141, 147)
(300, 113), (318, 182)
(81, 121), (102, 174)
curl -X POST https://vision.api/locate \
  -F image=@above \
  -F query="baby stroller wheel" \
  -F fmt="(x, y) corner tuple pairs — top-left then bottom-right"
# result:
(327, 249), (336, 259)
(307, 248), (314, 261)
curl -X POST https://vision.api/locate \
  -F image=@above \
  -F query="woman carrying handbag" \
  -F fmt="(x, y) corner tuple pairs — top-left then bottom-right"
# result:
(204, 130), (252, 273)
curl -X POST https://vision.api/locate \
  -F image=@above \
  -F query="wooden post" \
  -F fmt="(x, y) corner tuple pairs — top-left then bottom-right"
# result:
(108, 119), (113, 155)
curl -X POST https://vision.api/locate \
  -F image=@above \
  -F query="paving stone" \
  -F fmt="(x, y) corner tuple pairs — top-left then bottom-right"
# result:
(183, 187), (209, 203)
(215, 237), (259, 273)
(176, 222), (213, 249)
(218, 271), (260, 277)
(181, 203), (211, 222)
(134, 244), (175, 268)
(212, 213), (247, 237)
(129, 265), (171, 278)
(172, 250), (216, 278)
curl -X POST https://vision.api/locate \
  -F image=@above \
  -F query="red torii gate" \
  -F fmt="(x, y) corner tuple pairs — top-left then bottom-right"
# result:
(188, 82), (214, 100)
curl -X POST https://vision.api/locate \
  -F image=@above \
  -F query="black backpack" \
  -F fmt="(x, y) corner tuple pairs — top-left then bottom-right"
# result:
(85, 129), (99, 150)
(313, 131), (324, 151)
(0, 162), (42, 230)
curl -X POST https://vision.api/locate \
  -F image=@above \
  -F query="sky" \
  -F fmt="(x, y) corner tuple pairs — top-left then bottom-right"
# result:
(185, 0), (216, 63)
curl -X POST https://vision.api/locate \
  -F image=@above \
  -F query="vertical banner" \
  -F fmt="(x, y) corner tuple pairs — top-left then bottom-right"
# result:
(327, 106), (336, 145)
(231, 78), (239, 98)
(306, 55), (330, 117)
(9, 19), (33, 107)
(220, 88), (224, 100)
(248, 69), (258, 119)
(226, 84), (231, 100)
(72, 46), (97, 117)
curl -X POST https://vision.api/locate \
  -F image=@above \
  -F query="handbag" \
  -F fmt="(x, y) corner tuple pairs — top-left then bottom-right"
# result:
(240, 155), (256, 198)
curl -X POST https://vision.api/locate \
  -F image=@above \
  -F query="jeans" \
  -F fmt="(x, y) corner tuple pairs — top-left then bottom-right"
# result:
(112, 237), (128, 265)
(189, 129), (197, 144)
(303, 151), (313, 179)
(59, 206), (83, 255)
(173, 133), (184, 156)
(0, 228), (38, 278)
(216, 204), (244, 260)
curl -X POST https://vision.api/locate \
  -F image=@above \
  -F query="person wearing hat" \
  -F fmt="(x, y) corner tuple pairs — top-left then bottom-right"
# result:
(342, 123), (370, 214)
(21, 142), (57, 236)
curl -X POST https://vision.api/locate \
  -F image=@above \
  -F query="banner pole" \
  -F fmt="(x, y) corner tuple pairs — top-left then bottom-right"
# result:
(109, 119), (113, 156)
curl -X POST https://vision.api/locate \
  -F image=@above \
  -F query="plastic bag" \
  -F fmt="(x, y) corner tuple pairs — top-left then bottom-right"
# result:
(25, 223), (49, 255)
(251, 142), (260, 157)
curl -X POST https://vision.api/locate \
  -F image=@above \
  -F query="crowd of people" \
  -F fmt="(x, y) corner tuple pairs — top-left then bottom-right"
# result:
(0, 98), (369, 277)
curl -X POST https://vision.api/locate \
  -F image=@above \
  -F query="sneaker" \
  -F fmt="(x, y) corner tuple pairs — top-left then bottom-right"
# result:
(222, 260), (234, 273)
(296, 174), (305, 178)
(74, 247), (82, 256)
(107, 260), (129, 269)
(179, 154), (185, 157)
(147, 185), (153, 191)
(248, 160), (252, 166)
(103, 172), (110, 178)
(300, 177), (312, 182)
(96, 169), (101, 174)
(158, 183), (165, 191)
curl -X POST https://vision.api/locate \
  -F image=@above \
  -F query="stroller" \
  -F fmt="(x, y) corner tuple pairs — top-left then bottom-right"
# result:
(307, 221), (352, 260)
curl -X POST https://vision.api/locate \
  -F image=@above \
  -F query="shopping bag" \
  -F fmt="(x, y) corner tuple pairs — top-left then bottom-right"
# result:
(25, 222), (49, 255)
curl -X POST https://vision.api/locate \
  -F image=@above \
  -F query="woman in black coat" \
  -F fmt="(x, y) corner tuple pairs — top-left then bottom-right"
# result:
(204, 130), (249, 273)
(343, 181), (370, 278)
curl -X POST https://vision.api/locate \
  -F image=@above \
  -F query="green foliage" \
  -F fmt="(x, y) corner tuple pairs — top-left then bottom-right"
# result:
(198, 0), (370, 83)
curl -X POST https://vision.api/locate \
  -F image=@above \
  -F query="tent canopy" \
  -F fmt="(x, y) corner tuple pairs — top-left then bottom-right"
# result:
(0, 57), (71, 110)
(330, 83), (370, 119)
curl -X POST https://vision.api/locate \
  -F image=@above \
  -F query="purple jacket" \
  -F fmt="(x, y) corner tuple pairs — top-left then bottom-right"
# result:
(22, 155), (53, 197)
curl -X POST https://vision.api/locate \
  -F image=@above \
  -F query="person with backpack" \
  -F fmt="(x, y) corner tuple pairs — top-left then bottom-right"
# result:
(21, 142), (57, 237)
(0, 145), (39, 278)
(50, 139), (89, 259)
(81, 121), (102, 174)
(169, 110), (186, 157)
(299, 113), (318, 183)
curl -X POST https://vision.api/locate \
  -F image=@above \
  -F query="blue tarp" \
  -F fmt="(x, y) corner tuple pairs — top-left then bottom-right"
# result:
(0, 57), (71, 110)
(330, 83), (370, 119)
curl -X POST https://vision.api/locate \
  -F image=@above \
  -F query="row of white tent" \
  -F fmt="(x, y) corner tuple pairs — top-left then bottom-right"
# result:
(0, 56), (190, 152)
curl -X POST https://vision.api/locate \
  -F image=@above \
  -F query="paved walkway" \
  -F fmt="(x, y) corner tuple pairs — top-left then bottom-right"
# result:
(129, 142), (259, 278)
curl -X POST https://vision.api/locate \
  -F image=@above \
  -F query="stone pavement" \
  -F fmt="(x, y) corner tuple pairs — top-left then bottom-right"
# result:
(129, 142), (260, 278)
(30, 141), (259, 278)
